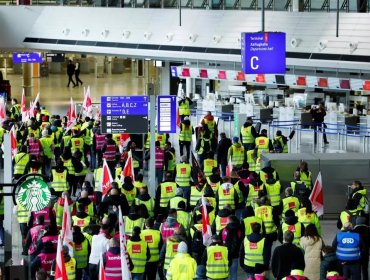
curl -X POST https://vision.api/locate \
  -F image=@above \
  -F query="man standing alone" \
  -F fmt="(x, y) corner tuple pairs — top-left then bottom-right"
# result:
(67, 60), (76, 88)
(75, 60), (83, 86)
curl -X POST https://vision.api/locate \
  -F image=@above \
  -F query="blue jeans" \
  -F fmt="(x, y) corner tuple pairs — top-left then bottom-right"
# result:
(229, 258), (238, 280)
(181, 187), (190, 201)
(155, 168), (164, 186)
(220, 162), (227, 177)
(131, 273), (144, 280)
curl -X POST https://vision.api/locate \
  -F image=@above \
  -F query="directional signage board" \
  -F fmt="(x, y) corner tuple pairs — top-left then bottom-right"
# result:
(101, 96), (148, 134)
(241, 32), (286, 74)
(12, 52), (42, 64)
(157, 96), (177, 133)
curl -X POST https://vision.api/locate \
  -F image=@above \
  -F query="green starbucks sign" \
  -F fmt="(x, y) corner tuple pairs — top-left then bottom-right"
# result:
(17, 178), (51, 211)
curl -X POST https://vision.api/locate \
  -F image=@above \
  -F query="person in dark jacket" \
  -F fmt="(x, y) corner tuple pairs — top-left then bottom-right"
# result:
(220, 215), (243, 280)
(272, 230), (305, 280)
(320, 246), (342, 280)
(277, 210), (305, 244)
(50, 245), (74, 280)
(36, 225), (59, 253)
(353, 216), (370, 280)
(73, 226), (91, 279)
(240, 223), (269, 278)
(211, 206), (232, 234)
(310, 103), (328, 144)
(76, 190), (96, 219)
(240, 117), (258, 151)
(216, 132), (232, 177)
(99, 187), (129, 218)
(30, 241), (56, 280)
(67, 60), (76, 87)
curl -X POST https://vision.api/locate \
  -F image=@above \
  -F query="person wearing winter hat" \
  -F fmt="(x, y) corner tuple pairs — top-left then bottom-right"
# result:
(166, 241), (197, 280)
(227, 136), (245, 172)
(278, 209), (305, 247)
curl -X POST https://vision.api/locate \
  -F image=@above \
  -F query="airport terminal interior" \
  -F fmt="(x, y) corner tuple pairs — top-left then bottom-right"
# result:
(1, 1), (370, 280)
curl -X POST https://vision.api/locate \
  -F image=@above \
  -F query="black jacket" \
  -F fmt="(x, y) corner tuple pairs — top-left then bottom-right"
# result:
(271, 243), (305, 280)
(216, 137), (232, 164)
(239, 233), (269, 273)
(220, 222), (243, 259)
(278, 216), (305, 244)
(99, 194), (129, 216)
(320, 252), (342, 280)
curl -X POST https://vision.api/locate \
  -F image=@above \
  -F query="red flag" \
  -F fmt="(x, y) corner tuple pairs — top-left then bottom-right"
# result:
(226, 157), (233, 177)
(10, 125), (17, 158)
(99, 254), (106, 280)
(309, 171), (324, 217)
(21, 90), (28, 122)
(61, 195), (73, 256)
(101, 159), (113, 197)
(29, 92), (40, 119)
(0, 98), (6, 125)
(119, 134), (131, 153)
(201, 196), (212, 246)
(66, 97), (77, 132)
(122, 151), (135, 182)
(176, 108), (181, 128)
(119, 206), (132, 280)
(82, 86), (93, 118)
(54, 235), (67, 280)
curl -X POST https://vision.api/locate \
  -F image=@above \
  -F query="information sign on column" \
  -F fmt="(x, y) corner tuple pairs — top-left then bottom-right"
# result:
(157, 96), (177, 133)
(101, 96), (148, 134)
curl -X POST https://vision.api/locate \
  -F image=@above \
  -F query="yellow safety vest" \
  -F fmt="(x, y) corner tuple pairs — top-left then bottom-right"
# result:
(274, 136), (288, 153)
(197, 137), (211, 155)
(73, 239), (89, 269)
(255, 205), (276, 234)
(178, 99), (190, 116)
(75, 201), (94, 218)
(175, 163), (191, 187)
(244, 237), (265, 267)
(190, 223), (203, 238)
(141, 229), (161, 262)
(156, 133), (167, 149)
(230, 144), (245, 167)
(206, 245), (229, 279)
(63, 158), (75, 176)
(14, 152), (30, 175)
(246, 183), (264, 207)
(72, 216), (91, 230)
(134, 181), (145, 192)
(353, 189), (367, 211)
(65, 257), (76, 280)
(282, 196), (300, 214)
(17, 203), (29, 223)
(127, 239), (147, 274)
(206, 178), (221, 194)
(218, 186), (235, 210)
(259, 170), (277, 184)
(215, 215), (229, 235)
(241, 126), (255, 144)
(281, 222), (302, 246)
(164, 240), (179, 270)
(243, 216), (263, 236)
(255, 136), (269, 156)
(70, 137), (84, 154)
(169, 196), (187, 209)
(265, 181), (281, 207)
(179, 124), (192, 142)
(51, 169), (69, 193)
(203, 159), (218, 178)
(159, 182), (177, 208)
(246, 150), (260, 173)
(177, 210), (191, 232)
(166, 253), (197, 280)
(93, 167), (102, 191)
(299, 171), (312, 189)
(167, 151), (176, 172)
(190, 187), (203, 207)
(40, 137), (54, 159)
(83, 128), (93, 146)
(125, 217), (145, 236)
(55, 201), (74, 227)
(28, 127), (40, 139)
(204, 119), (216, 135)
(135, 198), (155, 218)
(297, 207), (321, 234)
(122, 188), (136, 206)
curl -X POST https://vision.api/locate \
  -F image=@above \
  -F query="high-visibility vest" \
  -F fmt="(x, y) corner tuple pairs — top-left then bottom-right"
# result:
(73, 239), (89, 269)
(241, 126), (255, 144)
(159, 182), (177, 208)
(63, 158), (75, 176)
(11, 104), (21, 118)
(203, 159), (218, 177)
(179, 124), (192, 142)
(175, 163), (191, 187)
(167, 151), (176, 172)
(83, 128), (93, 146)
(127, 239), (147, 273)
(352, 189), (367, 211)
(206, 178), (221, 194)
(155, 147), (165, 169)
(299, 171), (312, 189)
(230, 144), (245, 166)
(243, 216), (263, 236)
(75, 201), (94, 218)
(156, 133), (167, 149)
(28, 138), (41, 156)
(65, 257), (76, 280)
(17, 203), (29, 223)
(52, 129), (62, 148)
(103, 144), (116, 161)
(297, 207), (321, 234)
(215, 215), (229, 235)
(218, 186), (235, 210)
(190, 187), (203, 207)
(0, 128), (5, 145)
(339, 209), (360, 230)
(178, 99), (190, 116)
(247, 150), (260, 173)
(244, 237), (265, 267)
(72, 215), (91, 230)
(274, 136), (288, 153)
(265, 181), (281, 207)
(70, 137), (84, 154)
(255, 136), (269, 156)
(281, 222), (302, 246)
(197, 137), (211, 155)
(336, 231), (361, 261)
(166, 253), (197, 280)
(122, 188), (136, 206)
(233, 181), (245, 204)
(164, 240), (179, 270)
(135, 198), (155, 218)
(246, 183), (264, 207)
(141, 229), (161, 262)
(28, 127), (40, 139)
(104, 250), (122, 280)
(282, 196), (300, 214)
(50, 169), (69, 192)
(55, 200), (74, 227)
(190, 223), (203, 238)
(255, 205), (276, 234)
(125, 217), (144, 237)
(206, 245), (229, 279)
(169, 196), (187, 209)
(13, 152), (30, 175)
(177, 210), (191, 232)
(93, 167), (102, 190)
(259, 170), (277, 184)
(134, 181), (145, 193)
(204, 119), (216, 135)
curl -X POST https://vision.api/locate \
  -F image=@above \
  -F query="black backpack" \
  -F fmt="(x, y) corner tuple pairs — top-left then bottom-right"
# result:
(294, 182), (309, 200)
(201, 138), (211, 154)
(273, 139), (283, 153)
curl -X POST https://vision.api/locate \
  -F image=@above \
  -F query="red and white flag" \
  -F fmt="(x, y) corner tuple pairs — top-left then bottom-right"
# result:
(10, 125), (17, 158)
(309, 171), (324, 217)
(101, 159), (113, 197)
(29, 92), (40, 118)
(119, 134), (131, 153)
(66, 97), (77, 132)
(122, 151), (135, 182)
(226, 157), (233, 177)
(61, 194), (74, 256)
(99, 253), (106, 280)
(0, 98), (6, 125)
(119, 206), (132, 280)
(54, 235), (67, 280)
(176, 108), (181, 129)
(21, 90), (28, 122)
(82, 86), (93, 118)
(201, 195), (212, 246)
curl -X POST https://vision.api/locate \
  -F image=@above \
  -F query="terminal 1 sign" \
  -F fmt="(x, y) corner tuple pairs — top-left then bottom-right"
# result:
(241, 32), (286, 74)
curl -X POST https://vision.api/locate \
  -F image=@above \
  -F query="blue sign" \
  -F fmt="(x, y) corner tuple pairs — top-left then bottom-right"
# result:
(157, 96), (177, 133)
(13, 52), (42, 64)
(170, 66), (178, 77)
(241, 32), (286, 74)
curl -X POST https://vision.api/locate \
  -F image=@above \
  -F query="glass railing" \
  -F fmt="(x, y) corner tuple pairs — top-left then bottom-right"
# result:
(0, 0), (368, 12)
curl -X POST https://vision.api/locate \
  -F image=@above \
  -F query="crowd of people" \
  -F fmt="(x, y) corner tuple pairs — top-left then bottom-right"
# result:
(3, 95), (369, 280)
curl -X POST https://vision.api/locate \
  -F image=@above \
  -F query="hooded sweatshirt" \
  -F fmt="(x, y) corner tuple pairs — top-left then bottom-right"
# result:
(239, 232), (268, 273)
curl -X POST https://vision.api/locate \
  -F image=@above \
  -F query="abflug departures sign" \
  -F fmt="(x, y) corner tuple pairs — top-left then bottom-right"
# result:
(101, 96), (148, 134)
(241, 32), (286, 75)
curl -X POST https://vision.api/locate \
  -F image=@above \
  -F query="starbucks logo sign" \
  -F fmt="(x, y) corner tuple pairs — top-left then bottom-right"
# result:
(17, 178), (51, 211)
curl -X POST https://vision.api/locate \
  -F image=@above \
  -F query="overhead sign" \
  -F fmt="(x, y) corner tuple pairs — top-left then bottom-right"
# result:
(46, 53), (65, 63)
(157, 96), (177, 133)
(101, 96), (148, 134)
(241, 32), (286, 74)
(13, 52), (42, 64)
(17, 178), (51, 212)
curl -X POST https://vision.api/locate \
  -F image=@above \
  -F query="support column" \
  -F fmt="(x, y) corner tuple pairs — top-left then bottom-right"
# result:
(292, 0), (304, 11)
(159, 64), (170, 94)
(149, 94), (156, 198)
(22, 63), (33, 97)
